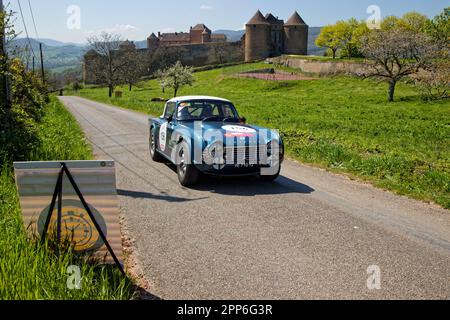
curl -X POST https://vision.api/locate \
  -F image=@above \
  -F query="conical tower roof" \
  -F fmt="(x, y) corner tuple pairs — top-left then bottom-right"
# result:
(285, 11), (307, 26)
(246, 10), (269, 25)
(148, 33), (158, 39)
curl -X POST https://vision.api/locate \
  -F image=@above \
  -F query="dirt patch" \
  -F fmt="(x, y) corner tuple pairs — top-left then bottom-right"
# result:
(235, 68), (316, 81)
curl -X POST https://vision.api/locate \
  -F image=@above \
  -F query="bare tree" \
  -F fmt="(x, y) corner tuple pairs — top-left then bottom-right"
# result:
(359, 28), (441, 102)
(86, 32), (127, 97)
(121, 48), (144, 91)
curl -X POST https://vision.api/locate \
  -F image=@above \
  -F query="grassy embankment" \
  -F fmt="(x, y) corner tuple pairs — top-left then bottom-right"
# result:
(0, 97), (135, 299)
(70, 63), (450, 209)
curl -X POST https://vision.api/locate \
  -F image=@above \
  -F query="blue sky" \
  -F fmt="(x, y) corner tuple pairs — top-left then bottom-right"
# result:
(7, 0), (449, 43)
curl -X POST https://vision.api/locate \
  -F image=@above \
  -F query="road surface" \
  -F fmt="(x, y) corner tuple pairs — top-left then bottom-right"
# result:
(60, 96), (450, 299)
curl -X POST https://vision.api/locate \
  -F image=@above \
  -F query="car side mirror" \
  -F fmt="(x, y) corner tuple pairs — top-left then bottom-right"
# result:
(239, 117), (247, 124)
(165, 115), (173, 122)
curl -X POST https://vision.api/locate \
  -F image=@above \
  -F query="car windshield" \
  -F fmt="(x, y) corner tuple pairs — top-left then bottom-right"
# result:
(176, 100), (240, 122)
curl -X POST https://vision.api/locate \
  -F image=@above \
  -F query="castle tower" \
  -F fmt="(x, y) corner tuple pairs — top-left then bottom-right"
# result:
(147, 33), (160, 49)
(283, 11), (308, 55)
(201, 28), (211, 43)
(245, 10), (271, 62)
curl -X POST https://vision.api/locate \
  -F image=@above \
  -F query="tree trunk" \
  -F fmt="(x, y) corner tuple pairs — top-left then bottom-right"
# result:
(129, 83), (132, 91)
(108, 85), (113, 98)
(332, 49), (337, 59)
(388, 80), (396, 102)
(173, 88), (178, 98)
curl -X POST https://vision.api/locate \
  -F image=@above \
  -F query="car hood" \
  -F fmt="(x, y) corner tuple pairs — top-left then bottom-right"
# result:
(178, 121), (281, 146)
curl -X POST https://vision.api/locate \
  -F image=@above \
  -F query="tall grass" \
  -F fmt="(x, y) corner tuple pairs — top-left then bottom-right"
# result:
(0, 97), (135, 300)
(70, 63), (450, 209)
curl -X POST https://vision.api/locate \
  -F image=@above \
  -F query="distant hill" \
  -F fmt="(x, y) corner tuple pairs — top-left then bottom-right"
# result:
(213, 29), (245, 42)
(308, 27), (326, 56)
(8, 38), (86, 73)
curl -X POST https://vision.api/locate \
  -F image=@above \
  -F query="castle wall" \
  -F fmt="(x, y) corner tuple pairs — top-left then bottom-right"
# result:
(269, 56), (366, 75)
(162, 42), (244, 67)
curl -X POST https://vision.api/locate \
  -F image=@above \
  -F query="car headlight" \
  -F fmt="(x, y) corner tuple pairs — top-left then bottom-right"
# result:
(204, 141), (224, 165)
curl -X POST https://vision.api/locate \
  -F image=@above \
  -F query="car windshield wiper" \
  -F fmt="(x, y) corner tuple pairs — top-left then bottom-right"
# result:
(202, 116), (223, 122)
(222, 117), (239, 123)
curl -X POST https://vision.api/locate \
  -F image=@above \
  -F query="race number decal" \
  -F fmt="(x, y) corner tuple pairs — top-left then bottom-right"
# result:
(159, 122), (168, 152)
(222, 125), (256, 137)
(222, 125), (256, 134)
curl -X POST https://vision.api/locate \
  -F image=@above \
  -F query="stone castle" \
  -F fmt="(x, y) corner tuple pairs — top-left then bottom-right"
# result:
(244, 10), (308, 62)
(83, 10), (308, 84)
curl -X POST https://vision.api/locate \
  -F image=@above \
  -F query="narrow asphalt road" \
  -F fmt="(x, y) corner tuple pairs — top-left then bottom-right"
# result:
(60, 96), (450, 299)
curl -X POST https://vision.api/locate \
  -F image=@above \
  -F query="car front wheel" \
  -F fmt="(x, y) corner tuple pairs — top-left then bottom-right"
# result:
(149, 128), (164, 162)
(176, 141), (199, 187)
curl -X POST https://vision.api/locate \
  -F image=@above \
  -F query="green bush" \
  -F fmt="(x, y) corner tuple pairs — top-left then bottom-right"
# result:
(0, 97), (135, 300)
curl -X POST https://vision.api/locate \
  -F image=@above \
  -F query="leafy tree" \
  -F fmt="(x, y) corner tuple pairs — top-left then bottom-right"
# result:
(315, 24), (344, 59)
(157, 61), (194, 97)
(359, 28), (440, 102)
(381, 16), (400, 31)
(72, 81), (83, 91)
(399, 12), (429, 33)
(426, 7), (450, 42)
(340, 19), (370, 58)
(316, 19), (369, 59)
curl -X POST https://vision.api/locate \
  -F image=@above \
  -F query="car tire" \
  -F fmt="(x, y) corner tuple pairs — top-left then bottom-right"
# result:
(149, 128), (164, 162)
(175, 141), (199, 187)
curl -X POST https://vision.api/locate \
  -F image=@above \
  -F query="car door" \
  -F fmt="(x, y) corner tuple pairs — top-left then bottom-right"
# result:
(159, 101), (177, 159)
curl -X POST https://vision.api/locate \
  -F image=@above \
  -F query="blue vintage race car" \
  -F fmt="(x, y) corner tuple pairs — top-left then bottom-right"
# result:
(149, 96), (284, 186)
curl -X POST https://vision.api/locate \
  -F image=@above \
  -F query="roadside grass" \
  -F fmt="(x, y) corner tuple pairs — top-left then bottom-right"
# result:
(0, 96), (136, 300)
(70, 63), (450, 209)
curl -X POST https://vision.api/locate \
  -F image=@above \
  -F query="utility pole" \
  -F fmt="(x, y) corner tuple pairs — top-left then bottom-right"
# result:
(1, 0), (12, 109)
(39, 42), (45, 84)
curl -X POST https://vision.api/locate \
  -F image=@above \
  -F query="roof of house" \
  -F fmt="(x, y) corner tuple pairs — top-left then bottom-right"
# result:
(246, 10), (270, 25)
(148, 33), (159, 40)
(265, 13), (283, 24)
(192, 24), (211, 33)
(285, 11), (307, 26)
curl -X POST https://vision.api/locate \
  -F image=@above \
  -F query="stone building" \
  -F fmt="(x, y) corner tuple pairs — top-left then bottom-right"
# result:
(245, 10), (308, 62)
(146, 24), (227, 48)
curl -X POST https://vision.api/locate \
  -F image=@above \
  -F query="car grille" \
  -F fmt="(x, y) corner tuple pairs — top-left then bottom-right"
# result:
(224, 146), (267, 165)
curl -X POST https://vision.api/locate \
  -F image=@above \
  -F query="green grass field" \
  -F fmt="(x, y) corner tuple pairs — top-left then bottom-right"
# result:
(0, 97), (135, 300)
(71, 63), (449, 209)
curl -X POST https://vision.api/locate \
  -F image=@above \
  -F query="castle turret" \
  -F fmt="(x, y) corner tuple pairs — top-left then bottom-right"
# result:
(245, 10), (271, 62)
(147, 33), (160, 49)
(283, 11), (308, 55)
(201, 28), (211, 43)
